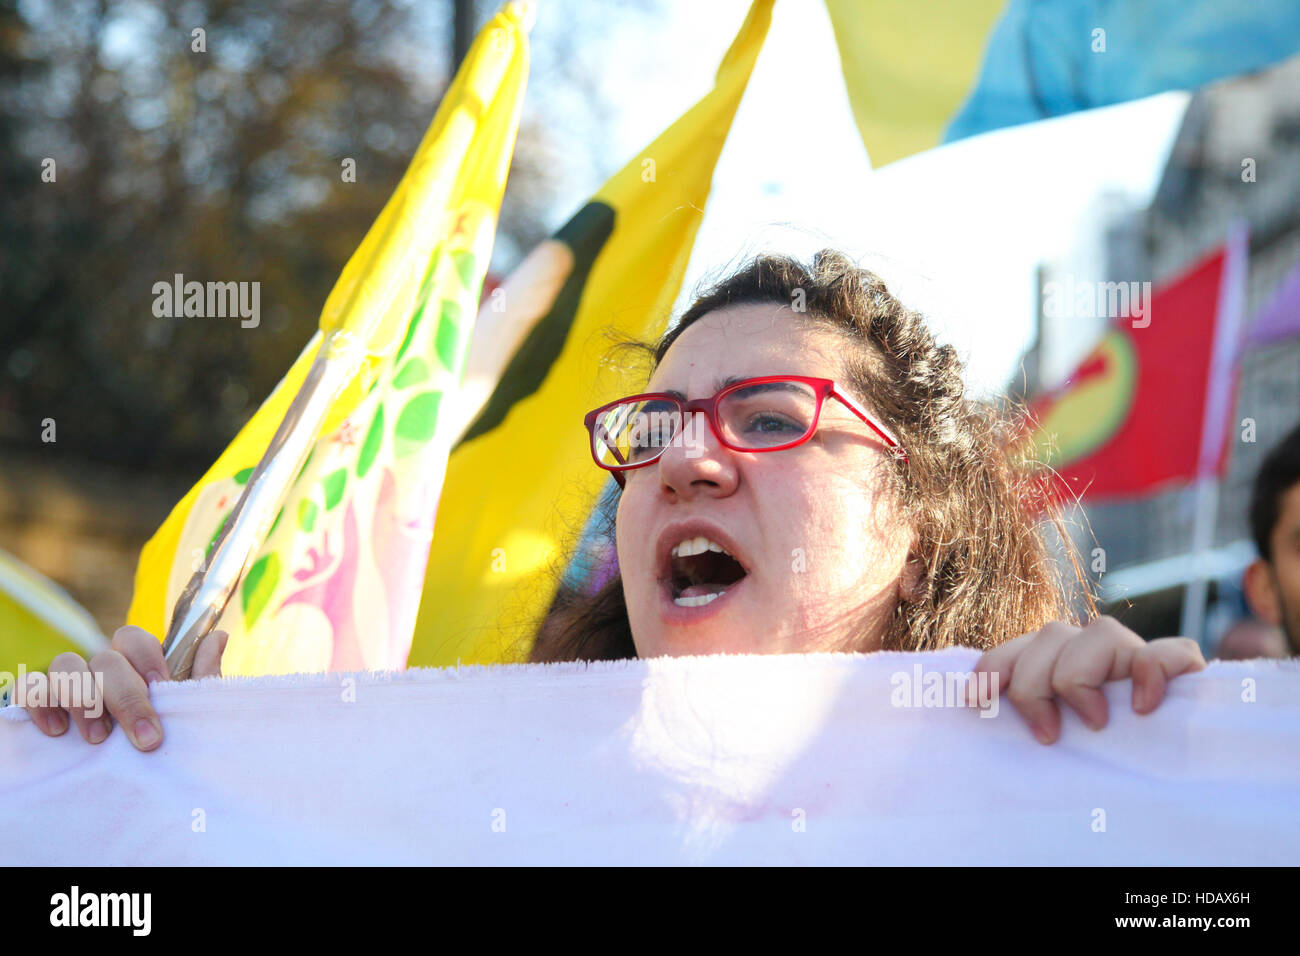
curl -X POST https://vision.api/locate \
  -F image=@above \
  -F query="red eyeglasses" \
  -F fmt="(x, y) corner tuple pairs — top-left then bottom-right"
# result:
(583, 375), (906, 487)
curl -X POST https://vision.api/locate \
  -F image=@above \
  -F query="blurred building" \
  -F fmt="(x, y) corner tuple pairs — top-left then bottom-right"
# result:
(1020, 57), (1300, 647)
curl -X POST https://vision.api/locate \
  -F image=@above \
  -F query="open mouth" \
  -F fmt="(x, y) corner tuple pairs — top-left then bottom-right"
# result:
(667, 536), (748, 607)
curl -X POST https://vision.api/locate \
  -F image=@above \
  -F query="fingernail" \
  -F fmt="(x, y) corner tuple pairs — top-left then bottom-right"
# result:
(133, 719), (160, 748)
(146, 670), (165, 685)
(88, 718), (110, 743)
(1133, 685), (1149, 712)
(48, 712), (68, 735)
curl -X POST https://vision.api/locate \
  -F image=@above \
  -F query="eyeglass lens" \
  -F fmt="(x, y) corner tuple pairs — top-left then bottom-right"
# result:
(592, 380), (820, 468)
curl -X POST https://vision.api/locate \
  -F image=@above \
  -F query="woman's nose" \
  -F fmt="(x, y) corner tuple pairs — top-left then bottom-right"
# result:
(655, 410), (740, 497)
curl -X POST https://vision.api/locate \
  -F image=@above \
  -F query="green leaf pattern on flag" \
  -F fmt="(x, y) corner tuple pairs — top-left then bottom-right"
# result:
(392, 359), (429, 390)
(171, 218), (491, 653)
(322, 468), (348, 511)
(241, 553), (280, 629)
(298, 498), (318, 533)
(394, 391), (442, 459)
(435, 300), (461, 371)
(451, 249), (476, 289)
(357, 403), (385, 478)
(205, 511), (231, 560)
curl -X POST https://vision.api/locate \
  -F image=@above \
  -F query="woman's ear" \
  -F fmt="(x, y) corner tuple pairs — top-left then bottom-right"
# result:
(1244, 559), (1283, 627)
(898, 549), (925, 604)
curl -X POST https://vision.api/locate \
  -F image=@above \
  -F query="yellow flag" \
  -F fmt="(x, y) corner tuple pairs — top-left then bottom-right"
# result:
(128, 3), (531, 674)
(824, 0), (1005, 167)
(0, 548), (107, 682)
(409, 0), (774, 667)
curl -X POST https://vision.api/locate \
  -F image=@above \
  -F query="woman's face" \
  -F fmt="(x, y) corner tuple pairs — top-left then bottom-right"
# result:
(616, 303), (916, 658)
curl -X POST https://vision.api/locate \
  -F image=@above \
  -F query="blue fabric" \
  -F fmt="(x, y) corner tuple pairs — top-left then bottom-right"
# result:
(945, 0), (1300, 144)
(559, 476), (621, 595)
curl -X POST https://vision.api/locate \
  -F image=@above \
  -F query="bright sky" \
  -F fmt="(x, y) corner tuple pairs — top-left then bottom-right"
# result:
(573, 0), (1190, 398)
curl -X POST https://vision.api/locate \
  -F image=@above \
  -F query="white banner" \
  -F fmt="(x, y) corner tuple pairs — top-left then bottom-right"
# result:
(2, 648), (1297, 865)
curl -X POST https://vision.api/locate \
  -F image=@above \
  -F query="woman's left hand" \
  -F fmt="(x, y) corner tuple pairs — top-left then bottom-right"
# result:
(973, 616), (1206, 745)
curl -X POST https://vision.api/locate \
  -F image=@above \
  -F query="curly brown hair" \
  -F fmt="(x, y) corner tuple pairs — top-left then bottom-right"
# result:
(531, 250), (1091, 662)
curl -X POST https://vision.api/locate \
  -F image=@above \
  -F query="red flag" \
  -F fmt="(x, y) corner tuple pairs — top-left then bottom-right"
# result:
(1023, 243), (1238, 502)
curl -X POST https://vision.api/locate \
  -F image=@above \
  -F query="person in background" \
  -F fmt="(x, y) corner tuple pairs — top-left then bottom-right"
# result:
(1242, 422), (1300, 657)
(1215, 615), (1288, 660)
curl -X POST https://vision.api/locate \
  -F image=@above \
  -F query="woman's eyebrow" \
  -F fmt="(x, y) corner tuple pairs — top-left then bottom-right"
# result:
(728, 379), (806, 397)
(662, 375), (748, 401)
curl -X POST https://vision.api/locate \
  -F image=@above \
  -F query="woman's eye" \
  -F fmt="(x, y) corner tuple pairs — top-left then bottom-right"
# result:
(747, 413), (799, 434)
(628, 428), (668, 459)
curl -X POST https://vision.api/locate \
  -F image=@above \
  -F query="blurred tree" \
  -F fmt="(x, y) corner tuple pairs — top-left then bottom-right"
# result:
(0, 0), (643, 474)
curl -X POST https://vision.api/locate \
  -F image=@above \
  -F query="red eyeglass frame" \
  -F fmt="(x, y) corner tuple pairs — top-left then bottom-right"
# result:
(583, 374), (907, 487)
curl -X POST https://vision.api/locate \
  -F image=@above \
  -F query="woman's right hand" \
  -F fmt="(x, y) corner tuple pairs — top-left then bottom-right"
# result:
(24, 625), (228, 752)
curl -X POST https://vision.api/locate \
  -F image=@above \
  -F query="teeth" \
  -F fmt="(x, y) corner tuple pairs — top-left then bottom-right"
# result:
(673, 591), (723, 608)
(670, 536), (732, 558)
